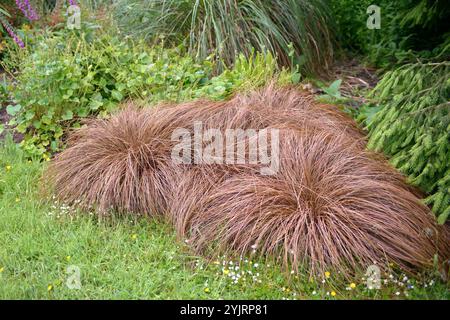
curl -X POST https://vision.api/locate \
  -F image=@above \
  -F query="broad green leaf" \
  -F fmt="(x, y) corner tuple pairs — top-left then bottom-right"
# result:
(6, 104), (22, 116)
(62, 110), (74, 121)
(111, 90), (124, 101)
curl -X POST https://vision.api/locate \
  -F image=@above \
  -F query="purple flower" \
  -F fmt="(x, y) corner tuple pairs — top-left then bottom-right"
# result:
(0, 18), (25, 48)
(24, 0), (40, 20)
(15, 0), (40, 21)
(68, 0), (77, 5)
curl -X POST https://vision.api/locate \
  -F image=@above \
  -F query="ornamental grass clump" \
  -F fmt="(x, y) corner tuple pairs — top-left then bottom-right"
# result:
(46, 107), (176, 215)
(171, 127), (449, 277)
(46, 85), (449, 278)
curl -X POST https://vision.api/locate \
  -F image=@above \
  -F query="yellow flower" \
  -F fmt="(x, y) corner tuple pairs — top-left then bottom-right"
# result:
(324, 271), (331, 278)
(131, 234), (137, 240)
(5, 165), (11, 171)
(204, 287), (210, 293)
(66, 255), (71, 262)
(213, 260), (220, 265)
(28, 160), (32, 164)
(331, 291), (336, 297)
(22, 24), (31, 31)
(349, 283), (356, 289)
(0, 267), (4, 273)
(223, 269), (230, 275)
(47, 284), (53, 292)
(15, 197), (20, 203)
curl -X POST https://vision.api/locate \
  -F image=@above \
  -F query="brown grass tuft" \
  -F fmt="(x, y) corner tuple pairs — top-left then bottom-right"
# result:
(46, 106), (176, 215)
(170, 128), (449, 277)
(46, 85), (449, 277)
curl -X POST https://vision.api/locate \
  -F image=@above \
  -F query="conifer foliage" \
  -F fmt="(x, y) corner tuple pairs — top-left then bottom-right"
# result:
(365, 61), (450, 223)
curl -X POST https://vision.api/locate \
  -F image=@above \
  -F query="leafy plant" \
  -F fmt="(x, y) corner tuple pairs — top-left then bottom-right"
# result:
(113, 0), (334, 75)
(318, 79), (343, 101)
(361, 61), (450, 223)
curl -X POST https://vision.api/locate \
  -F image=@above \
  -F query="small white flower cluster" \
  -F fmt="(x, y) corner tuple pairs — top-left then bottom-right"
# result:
(208, 254), (272, 288)
(47, 198), (77, 218)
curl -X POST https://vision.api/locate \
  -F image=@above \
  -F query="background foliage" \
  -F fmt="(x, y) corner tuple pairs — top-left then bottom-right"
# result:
(113, 0), (334, 75)
(331, 0), (450, 67)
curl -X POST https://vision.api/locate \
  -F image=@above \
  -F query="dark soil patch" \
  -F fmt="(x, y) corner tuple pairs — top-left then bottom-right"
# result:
(330, 58), (379, 103)
(301, 58), (379, 109)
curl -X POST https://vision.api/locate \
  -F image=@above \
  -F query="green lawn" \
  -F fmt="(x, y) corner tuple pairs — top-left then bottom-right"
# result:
(0, 137), (448, 299)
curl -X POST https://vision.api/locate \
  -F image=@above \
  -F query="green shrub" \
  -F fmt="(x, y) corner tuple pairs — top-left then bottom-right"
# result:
(330, 0), (450, 67)
(113, 0), (334, 75)
(330, 0), (375, 53)
(361, 61), (450, 223)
